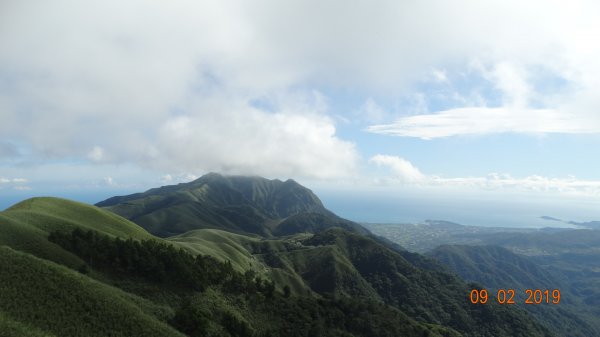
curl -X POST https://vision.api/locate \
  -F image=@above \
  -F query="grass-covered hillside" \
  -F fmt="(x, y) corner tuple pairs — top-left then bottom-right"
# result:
(0, 176), (559, 336)
(6, 197), (152, 239)
(0, 197), (152, 269)
(0, 245), (184, 337)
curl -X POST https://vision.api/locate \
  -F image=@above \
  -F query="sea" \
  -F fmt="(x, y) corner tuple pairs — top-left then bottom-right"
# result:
(2, 187), (599, 229)
(317, 189), (600, 229)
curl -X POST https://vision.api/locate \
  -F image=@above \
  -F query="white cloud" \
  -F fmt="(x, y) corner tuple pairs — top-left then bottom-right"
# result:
(368, 56), (600, 139)
(367, 107), (594, 139)
(87, 146), (105, 162)
(431, 68), (449, 84)
(430, 174), (600, 196)
(161, 174), (173, 184)
(370, 154), (600, 196)
(155, 98), (358, 179)
(0, 0), (362, 179)
(0, 177), (30, 190)
(369, 155), (425, 183)
(160, 173), (198, 185)
(184, 174), (199, 182)
(103, 177), (116, 186)
(487, 62), (531, 107)
(2, 0), (600, 178)
(0, 177), (28, 184)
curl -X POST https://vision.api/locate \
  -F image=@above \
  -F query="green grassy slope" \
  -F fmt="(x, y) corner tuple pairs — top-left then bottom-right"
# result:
(168, 229), (318, 292)
(0, 197), (153, 268)
(167, 229), (262, 272)
(0, 246), (184, 337)
(5, 197), (152, 239)
(0, 213), (85, 269)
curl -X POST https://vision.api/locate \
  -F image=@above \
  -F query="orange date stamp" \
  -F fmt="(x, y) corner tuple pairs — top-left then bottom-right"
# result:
(469, 289), (561, 305)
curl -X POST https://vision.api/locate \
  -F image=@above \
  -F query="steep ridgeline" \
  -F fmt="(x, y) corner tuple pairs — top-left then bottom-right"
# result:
(97, 173), (367, 237)
(428, 245), (600, 337)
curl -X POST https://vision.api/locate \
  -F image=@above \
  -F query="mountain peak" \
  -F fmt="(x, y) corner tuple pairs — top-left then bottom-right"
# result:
(96, 173), (356, 238)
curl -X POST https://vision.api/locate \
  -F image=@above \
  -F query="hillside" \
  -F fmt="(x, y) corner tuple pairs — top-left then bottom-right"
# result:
(0, 177), (558, 336)
(1, 222), (463, 337)
(0, 197), (152, 269)
(428, 245), (561, 291)
(96, 173), (367, 237)
(293, 229), (552, 336)
(5, 197), (152, 240)
(428, 244), (599, 337)
(0, 246), (184, 337)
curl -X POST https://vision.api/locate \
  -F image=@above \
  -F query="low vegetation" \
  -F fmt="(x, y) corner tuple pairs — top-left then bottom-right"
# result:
(0, 177), (564, 336)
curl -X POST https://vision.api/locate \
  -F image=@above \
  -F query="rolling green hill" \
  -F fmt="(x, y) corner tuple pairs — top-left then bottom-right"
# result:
(4, 197), (152, 239)
(96, 173), (366, 237)
(0, 197), (152, 268)
(167, 229), (266, 273)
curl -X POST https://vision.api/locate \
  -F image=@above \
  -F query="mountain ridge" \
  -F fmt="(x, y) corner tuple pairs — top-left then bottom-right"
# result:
(0, 174), (557, 336)
(96, 173), (367, 238)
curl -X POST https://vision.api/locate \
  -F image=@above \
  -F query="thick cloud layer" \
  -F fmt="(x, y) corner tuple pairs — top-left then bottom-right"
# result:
(0, 0), (363, 178)
(1, 0), (599, 181)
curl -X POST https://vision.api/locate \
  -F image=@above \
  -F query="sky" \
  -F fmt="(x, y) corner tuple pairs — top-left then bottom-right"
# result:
(2, 0), (600, 225)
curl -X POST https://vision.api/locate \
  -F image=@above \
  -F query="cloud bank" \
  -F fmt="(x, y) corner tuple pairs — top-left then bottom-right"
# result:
(367, 107), (595, 139)
(2, 0), (600, 182)
(370, 155), (600, 196)
(0, 177), (30, 191)
(1, 0), (364, 179)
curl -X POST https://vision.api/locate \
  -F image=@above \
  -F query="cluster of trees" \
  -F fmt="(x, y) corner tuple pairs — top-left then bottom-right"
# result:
(0, 246), (183, 337)
(44, 228), (550, 337)
(48, 229), (275, 296)
(170, 291), (457, 337)
(46, 229), (452, 337)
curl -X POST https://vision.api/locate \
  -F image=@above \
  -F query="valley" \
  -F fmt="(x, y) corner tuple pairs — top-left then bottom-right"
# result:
(367, 220), (600, 337)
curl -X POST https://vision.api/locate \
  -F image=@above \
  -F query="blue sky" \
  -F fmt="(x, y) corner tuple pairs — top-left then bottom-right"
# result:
(1, 0), (600, 224)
